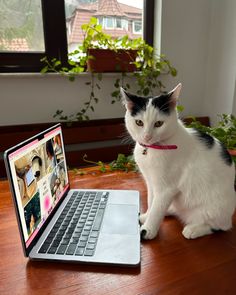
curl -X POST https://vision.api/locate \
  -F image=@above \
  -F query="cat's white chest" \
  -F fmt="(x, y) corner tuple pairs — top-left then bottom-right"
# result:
(134, 144), (165, 169)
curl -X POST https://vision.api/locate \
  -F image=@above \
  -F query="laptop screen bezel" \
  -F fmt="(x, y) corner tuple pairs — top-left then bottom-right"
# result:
(4, 123), (70, 257)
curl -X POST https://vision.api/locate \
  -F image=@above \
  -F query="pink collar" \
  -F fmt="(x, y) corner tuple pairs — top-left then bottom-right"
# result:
(140, 143), (178, 150)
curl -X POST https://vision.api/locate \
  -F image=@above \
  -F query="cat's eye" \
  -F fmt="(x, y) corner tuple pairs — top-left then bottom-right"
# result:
(135, 120), (144, 127)
(154, 121), (164, 128)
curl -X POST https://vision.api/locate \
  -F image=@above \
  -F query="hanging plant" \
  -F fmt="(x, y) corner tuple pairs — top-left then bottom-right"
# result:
(41, 17), (177, 122)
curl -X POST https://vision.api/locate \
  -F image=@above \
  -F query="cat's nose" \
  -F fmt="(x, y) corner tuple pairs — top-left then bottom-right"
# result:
(144, 134), (152, 142)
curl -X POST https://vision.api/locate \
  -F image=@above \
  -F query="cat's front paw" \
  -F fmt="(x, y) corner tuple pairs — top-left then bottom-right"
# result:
(182, 224), (213, 239)
(140, 223), (158, 240)
(139, 212), (148, 225)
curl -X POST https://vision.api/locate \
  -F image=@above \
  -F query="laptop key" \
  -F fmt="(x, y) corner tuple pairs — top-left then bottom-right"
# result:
(45, 236), (53, 244)
(61, 239), (70, 245)
(72, 237), (79, 243)
(57, 244), (67, 255)
(66, 243), (77, 255)
(84, 250), (94, 256)
(81, 231), (89, 237)
(86, 244), (95, 250)
(92, 209), (105, 231)
(48, 246), (57, 254)
(52, 240), (60, 247)
(90, 231), (99, 238)
(75, 248), (84, 256)
(88, 237), (97, 244)
(80, 236), (88, 242)
(39, 243), (50, 253)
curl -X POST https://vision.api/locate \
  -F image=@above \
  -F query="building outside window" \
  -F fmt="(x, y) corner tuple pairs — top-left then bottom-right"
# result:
(0, 0), (154, 72)
(65, 0), (143, 53)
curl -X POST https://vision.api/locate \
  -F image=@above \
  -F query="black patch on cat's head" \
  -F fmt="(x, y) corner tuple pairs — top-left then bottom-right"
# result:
(121, 89), (149, 116)
(151, 92), (174, 115)
(220, 143), (233, 166)
(194, 129), (215, 149)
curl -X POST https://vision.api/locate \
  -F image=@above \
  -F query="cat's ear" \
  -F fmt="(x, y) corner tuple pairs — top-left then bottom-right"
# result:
(168, 83), (182, 107)
(120, 87), (135, 111)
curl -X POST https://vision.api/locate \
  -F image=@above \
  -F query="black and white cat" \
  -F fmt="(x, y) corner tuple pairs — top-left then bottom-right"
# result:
(121, 83), (236, 240)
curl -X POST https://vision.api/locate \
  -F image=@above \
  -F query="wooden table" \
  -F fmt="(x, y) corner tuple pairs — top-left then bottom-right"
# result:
(1, 167), (236, 295)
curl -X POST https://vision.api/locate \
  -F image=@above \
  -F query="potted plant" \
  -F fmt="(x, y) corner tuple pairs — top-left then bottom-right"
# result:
(41, 17), (177, 121)
(187, 114), (236, 160)
(81, 18), (138, 73)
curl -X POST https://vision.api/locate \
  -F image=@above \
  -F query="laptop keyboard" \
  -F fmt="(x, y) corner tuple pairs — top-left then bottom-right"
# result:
(38, 191), (109, 257)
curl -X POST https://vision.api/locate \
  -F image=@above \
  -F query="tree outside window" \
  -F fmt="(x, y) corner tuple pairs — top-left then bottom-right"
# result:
(0, 0), (45, 52)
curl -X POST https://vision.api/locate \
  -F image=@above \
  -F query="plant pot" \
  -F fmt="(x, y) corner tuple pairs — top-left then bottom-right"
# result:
(228, 149), (236, 156)
(87, 48), (137, 73)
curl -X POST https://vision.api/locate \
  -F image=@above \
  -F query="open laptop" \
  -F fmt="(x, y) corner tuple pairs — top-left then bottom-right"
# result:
(4, 124), (140, 266)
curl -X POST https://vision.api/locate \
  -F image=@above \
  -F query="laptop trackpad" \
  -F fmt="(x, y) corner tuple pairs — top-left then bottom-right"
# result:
(101, 204), (138, 235)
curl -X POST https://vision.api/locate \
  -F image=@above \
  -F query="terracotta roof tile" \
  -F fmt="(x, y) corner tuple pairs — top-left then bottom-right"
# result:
(95, 0), (125, 16)
(119, 3), (142, 14)
(0, 38), (29, 51)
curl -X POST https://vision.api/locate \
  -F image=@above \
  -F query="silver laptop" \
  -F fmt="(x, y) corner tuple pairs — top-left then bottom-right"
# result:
(4, 124), (140, 266)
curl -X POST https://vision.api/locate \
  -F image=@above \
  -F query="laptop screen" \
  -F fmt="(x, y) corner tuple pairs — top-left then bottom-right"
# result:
(6, 125), (69, 249)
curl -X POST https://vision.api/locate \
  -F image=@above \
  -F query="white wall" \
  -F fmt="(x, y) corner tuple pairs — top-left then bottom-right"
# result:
(161, 0), (236, 125)
(161, 0), (212, 118)
(0, 73), (130, 126)
(1, 0), (236, 126)
(204, 0), (236, 125)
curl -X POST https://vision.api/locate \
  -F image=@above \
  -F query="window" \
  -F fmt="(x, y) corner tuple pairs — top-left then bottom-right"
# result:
(133, 20), (142, 34)
(0, 0), (68, 72)
(0, 1), (45, 52)
(0, 0), (155, 72)
(121, 19), (129, 31)
(115, 18), (122, 29)
(104, 17), (115, 29)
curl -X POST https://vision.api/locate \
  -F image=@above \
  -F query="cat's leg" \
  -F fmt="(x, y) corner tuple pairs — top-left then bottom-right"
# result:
(183, 215), (232, 239)
(182, 223), (213, 239)
(139, 179), (153, 225)
(165, 191), (182, 216)
(140, 186), (177, 240)
(182, 205), (233, 239)
(165, 203), (175, 216)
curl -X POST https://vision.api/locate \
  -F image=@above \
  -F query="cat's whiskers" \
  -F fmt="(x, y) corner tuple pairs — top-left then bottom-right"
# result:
(120, 132), (134, 145)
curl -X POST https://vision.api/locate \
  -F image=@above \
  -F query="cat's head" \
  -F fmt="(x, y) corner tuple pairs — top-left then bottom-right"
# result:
(121, 83), (182, 145)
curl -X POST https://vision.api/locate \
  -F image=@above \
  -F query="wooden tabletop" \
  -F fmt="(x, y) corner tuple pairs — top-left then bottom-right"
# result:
(0, 167), (236, 295)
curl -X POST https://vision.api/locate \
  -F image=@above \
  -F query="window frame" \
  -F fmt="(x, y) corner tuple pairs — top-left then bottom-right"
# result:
(0, 0), (155, 73)
(0, 0), (68, 73)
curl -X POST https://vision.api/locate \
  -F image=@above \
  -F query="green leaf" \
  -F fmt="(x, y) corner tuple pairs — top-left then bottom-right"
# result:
(171, 67), (177, 76)
(176, 105), (184, 112)
(111, 90), (119, 97)
(54, 60), (61, 67)
(40, 66), (48, 74)
(143, 87), (150, 96)
(40, 57), (47, 62)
